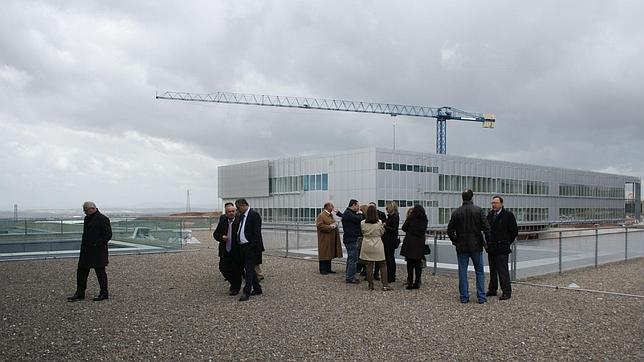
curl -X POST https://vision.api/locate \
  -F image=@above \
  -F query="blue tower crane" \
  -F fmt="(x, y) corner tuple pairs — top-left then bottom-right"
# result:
(156, 90), (495, 154)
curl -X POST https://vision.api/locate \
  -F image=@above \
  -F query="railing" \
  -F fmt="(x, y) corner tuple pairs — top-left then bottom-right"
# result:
(0, 217), (221, 256)
(259, 223), (644, 280)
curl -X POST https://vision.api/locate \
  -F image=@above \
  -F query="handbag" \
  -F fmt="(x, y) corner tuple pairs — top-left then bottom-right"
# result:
(393, 237), (401, 249)
(423, 244), (431, 255)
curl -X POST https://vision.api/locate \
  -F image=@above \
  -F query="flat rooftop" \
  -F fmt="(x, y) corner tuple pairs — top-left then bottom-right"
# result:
(0, 246), (642, 360)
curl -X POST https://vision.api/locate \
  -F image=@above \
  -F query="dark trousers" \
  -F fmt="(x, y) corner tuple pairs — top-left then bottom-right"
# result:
(319, 260), (332, 273)
(219, 251), (242, 291)
(488, 253), (511, 296)
(384, 244), (397, 281)
(239, 244), (261, 295)
(406, 259), (422, 285)
(76, 265), (108, 296)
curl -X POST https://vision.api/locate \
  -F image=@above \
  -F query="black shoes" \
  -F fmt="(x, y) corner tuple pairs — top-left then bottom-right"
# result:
(250, 289), (263, 296)
(229, 289), (240, 296)
(239, 293), (250, 301)
(328, 270), (337, 274)
(320, 271), (329, 275)
(66, 294), (85, 302)
(485, 290), (498, 297)
(346, 279), (360, 284)
(499, 294), (511, 300)
(93, 294), (109, 301)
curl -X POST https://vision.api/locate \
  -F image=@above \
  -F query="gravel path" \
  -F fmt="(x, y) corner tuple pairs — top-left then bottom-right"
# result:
(1, 242), (642, 361)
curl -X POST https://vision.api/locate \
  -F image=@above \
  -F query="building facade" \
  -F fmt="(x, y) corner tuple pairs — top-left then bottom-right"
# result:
(218, 148), (641, 226)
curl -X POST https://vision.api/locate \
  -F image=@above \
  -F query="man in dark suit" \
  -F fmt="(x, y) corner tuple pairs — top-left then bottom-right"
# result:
(213, 202), (242, 295)
(486, 196), (518, 300)
(67, 201), (112, 302)
(235, 198), (265, 302)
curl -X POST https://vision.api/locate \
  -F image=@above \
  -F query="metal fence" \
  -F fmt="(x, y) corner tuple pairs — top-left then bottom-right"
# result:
(2, 217), (643, 280)
(259, 223), (644, 280)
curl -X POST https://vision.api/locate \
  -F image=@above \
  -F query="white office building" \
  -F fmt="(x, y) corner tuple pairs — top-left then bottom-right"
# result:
(218, 148), (641, 226)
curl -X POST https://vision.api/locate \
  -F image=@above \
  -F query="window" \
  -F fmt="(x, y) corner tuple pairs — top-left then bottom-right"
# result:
(413, 165), (420, 172)
(378, 200), (385, 207)
(378, 162), (385, 170)
(385, 163), (392, 170)
(393, 163), (400, 171)
(315, 174), (322, 190)
(321, 173), (328, 190)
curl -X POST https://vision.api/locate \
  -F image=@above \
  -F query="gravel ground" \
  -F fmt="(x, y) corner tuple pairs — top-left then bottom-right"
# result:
(0, 241), (642, 361)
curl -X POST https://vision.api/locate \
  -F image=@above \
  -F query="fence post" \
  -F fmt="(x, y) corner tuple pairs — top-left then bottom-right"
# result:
(432, 234), (437, 276)
(285, 225), (289, 258)
(296, 224), (300, 251)
(594, 226), (599, 268)
(24, 219), (27, 236)
(60, 219), (64, 235)
(179, 219), (183, 249)
(558, 231), (563, 274)
(125, 218), (129, 233)
(511, 241), (517, 281)
(624, 227), (628, 261)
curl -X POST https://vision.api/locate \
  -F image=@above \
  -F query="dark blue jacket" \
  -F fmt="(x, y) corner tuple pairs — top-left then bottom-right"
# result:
(341, 208), (363, 243)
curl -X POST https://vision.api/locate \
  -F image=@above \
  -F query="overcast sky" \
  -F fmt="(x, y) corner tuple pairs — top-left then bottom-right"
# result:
(1, 1), (642, 210)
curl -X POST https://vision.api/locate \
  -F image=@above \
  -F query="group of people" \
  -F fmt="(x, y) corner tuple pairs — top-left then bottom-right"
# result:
(316, 189), (518, 304)
(67, 190), (517, 305)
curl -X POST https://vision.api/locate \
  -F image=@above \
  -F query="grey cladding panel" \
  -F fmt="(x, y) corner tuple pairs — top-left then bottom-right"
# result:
(219, 160), (269, 198)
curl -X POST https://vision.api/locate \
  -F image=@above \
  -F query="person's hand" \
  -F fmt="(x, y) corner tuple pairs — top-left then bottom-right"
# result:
(222, 235), (228, 241)
(330, 223), (337, 229)
(357, 210), (363, 214)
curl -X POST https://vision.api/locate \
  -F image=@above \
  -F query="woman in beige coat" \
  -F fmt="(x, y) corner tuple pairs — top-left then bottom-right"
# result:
(360, 205), (390, 291)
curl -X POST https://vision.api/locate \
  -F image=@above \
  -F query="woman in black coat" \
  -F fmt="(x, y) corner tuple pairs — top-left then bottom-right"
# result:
(400, 205), (428, 289)
(382, 201), (400, 283)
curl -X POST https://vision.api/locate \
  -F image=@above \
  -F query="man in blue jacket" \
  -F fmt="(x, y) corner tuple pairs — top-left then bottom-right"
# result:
(341, 199), (363, 284)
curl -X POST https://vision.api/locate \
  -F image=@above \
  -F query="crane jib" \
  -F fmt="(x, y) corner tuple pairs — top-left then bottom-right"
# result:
(156, 90), (495, 154)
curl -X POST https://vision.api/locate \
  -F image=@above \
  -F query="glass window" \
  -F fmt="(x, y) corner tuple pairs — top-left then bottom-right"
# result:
(378, 162), (385, 170)
(303, 174), (309, 191)
(408, 165), (414, 171)
(400, 163), (407, 171)
(309, 175), (316, 190)
(393, 163), (400, 171)
(316, 174), (322, 190)
(378, 200), (385, 207)
(385, 163), (392, 170)
(322, 173), (328, 190)
(414, 165), (420, 172)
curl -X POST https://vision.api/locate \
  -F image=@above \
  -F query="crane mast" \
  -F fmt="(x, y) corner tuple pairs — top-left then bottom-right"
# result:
(156, 90), (495, 154)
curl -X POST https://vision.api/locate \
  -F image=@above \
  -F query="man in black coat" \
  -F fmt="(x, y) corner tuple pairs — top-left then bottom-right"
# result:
(486, 196), (518, 300)
(213, 202), (243, 295)
(341, 199), (363, 284)
(235, 198), (265, 302)
(447, 189), (491, 304)
(67, 201), (112, 302)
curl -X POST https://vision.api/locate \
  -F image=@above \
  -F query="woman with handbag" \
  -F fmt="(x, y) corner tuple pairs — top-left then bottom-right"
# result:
(400, 205), (428, 289)
(359, 205), (391, 291)
(383, 201), (400, 283)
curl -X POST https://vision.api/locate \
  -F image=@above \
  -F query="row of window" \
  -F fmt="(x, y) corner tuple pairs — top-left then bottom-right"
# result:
(377, 162), (439, 173)
(559, 208), (624, 221)
(377, 199), (438, 208)
(439, 174), (550, 195)
(254, 207), (323, 223)
(269, 173), (329, 194)
(559, 184), (623, 199)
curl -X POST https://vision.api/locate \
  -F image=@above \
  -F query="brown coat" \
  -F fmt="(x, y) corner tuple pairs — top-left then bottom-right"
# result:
(316, 211), (343, 260)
